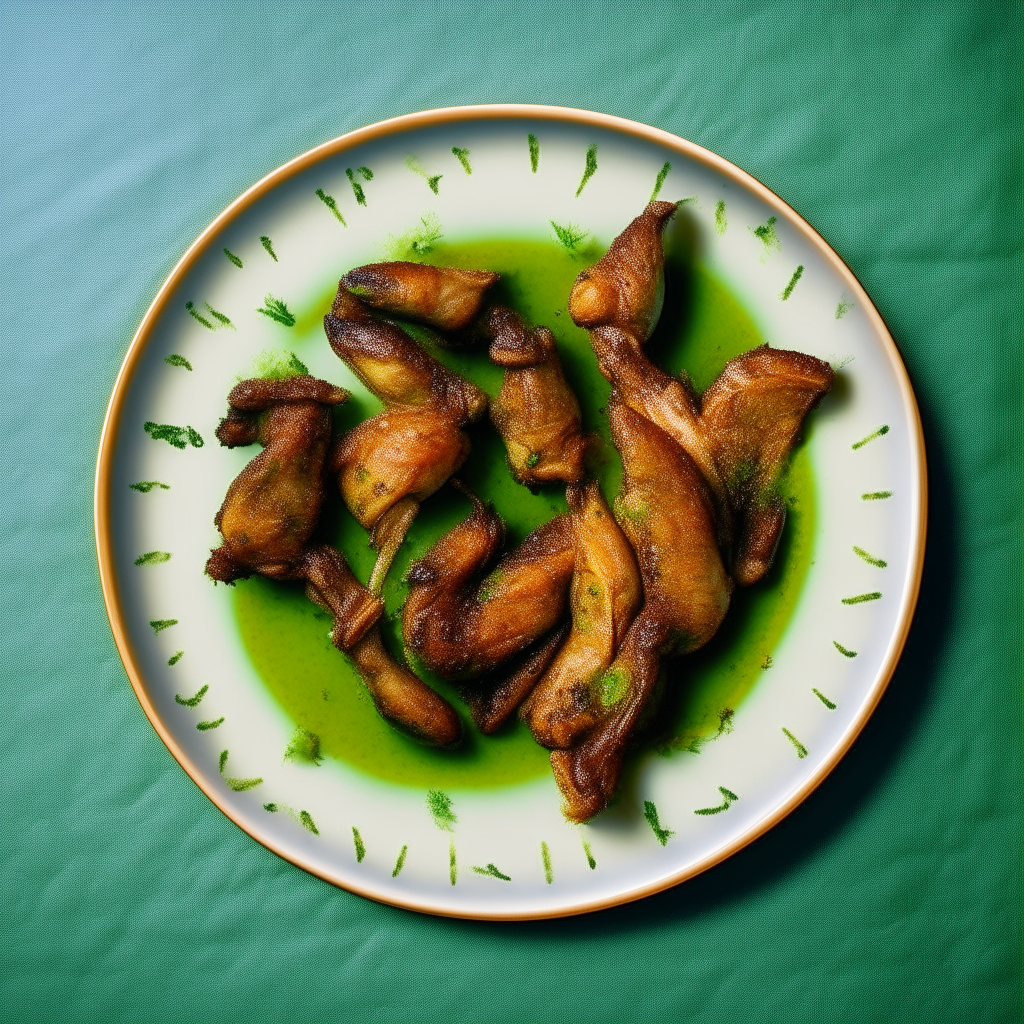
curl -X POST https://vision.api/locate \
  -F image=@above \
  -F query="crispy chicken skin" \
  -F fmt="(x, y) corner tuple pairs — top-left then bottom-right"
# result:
(205, 375), (382, 652)
(324, 288), (487, 422)
(700, 345), (834, 585)
(329, 408), (470, 530)
(341, 261), (499, 332)
(568, 201), (677, 341)
(521, 482), (642, 749)
(348, 627), (463, 747)
(482, 306), (589, 486)
(402, 492), (576, 680)
(551, 400), (732, 821)
(467, 626), (569, 735)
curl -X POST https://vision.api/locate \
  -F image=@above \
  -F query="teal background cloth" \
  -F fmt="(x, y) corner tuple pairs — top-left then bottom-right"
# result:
(2, 3), (1021, 1022)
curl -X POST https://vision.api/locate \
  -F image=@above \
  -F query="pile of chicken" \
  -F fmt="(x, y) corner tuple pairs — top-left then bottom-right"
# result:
(206, 202), (833, 822)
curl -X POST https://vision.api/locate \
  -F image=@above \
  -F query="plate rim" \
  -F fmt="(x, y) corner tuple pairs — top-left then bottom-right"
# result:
(94, 102), (928, 920)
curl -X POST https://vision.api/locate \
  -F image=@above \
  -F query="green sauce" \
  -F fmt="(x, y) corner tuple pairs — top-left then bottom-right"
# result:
(233, 234), (816, 790)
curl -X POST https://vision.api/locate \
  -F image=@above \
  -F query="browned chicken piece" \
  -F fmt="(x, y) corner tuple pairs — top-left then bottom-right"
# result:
(586, 324), (731, 539)
(205, 375), (383, 652)
(482, 306), (589, 486)
(341, 261), (500, 332)
(403, 490), (576, 680)
(324, 284), (490, 591)
(347, 627), (463, 747)
(700, 345), (834, 585)
(573, 206), (833, 585)
(550, 399), (732, 822)
(466, 626), (569, 735)
(324, 288), (487, 422)
(568, 201), (677, 342)
(521, 482), (642, 749)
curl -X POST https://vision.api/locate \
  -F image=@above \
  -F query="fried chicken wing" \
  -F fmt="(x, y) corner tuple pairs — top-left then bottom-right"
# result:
(205, 375), (383, 652)
(550, 399), (732, 821)
(341, 261), (499, 332)
(572, 205), (833, 584)
(521, 482), (642, 749)
(482, 306), (589, 486)
(568, 201), (677, 341)
(348, 627), (463, 747)
(402, 491), (576, 680)
(700, 345), (834, 585)
(324, 288), (487, 422)
(324, 284), (490, 591)
(206, 376), (349, 582)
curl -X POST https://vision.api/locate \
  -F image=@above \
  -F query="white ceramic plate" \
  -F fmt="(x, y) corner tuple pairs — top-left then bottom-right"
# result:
(96, 105), (926, 920)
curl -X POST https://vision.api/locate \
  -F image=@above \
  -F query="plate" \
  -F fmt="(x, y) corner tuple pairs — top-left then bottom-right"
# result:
(95, 105), (926, 920)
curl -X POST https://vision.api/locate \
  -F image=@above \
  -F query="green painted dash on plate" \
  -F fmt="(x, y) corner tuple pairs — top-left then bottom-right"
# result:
(129, 480), (169, 493)
(149, 618), (177, 634)
(852, 425), (889, 449)
(473, 863), (511, 881)
(196, 717), (224, 731)
(405, 155), (442, 194)
(259, 235), (278, 261)
(782, 727), (808, 758)
(220, 750), (264, 792)
(392, 844), (408, 878)
(315, 188), (346, 225)
(527, 133), (539, 172)
(174, 683), (207, 707)
(223, 248), (243, 269)
(185, 301), (215, 329)
(451, 146), (472, 174)
(541, 841), (553, 884)
(833, 640), (857, 658)
(345, 167), (367, 206)
(813, 688), (837, 709)
(143, 421), (204, 449)
(780, 264), (804, 301)
(643, 800), (674, 846)
(694, 785), (739, 816)
(204, 303), (234, 329)
(842, 591), (882, 605)
(861, 490), (893, 501)
(853, 545), (887, 568)
(576, 144), (598, 197)
(299, 810), (319, 835)
(164, 353), (192, 370)
(356, 166), (373, 181)
(134, 550), (171, 566)
(835, 297), (854, 319)
(715, 199), (727, 235)
(167, 650), (183, 666)
(449, 841), (457, 886)
(649, 161), (671, 202)
(582, 838), (596, 870)
(352, 827), (366, 862)
(752, 215), (781, 253)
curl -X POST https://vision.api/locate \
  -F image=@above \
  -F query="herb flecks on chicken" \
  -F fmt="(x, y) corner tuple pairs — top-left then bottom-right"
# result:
(521, 482), (641, 750)
(482, 305), (590, 487)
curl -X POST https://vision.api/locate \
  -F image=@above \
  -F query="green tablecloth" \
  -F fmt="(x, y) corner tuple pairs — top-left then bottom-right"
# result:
(3, 3), (1021, 1022)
